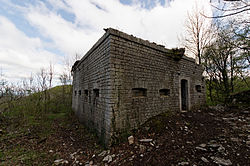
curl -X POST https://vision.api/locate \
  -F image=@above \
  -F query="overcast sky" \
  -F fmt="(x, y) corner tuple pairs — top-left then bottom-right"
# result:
(0, 0), (216, 84)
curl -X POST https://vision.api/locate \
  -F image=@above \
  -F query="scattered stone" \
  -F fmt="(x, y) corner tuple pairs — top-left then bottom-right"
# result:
(49, 150), (53, 153)
(139, 139), (153, 142)
(208, 113), (215, 116)
(195, 147), (207, 151)
(230, 137), (240, 142)
(150, 142), (154, 146)
(147, 147), (153, 152)
(246, 141), (250, 145)
(139, 144), (146, 153)
(103, 155), (112, 163)
(178, 161), (189, 165)
(0, 129), (3, 134)
(54, 159), (63, 163)
(54, 159), (69, 165)
(199, 143), (206, 148)
(98, 150), (107, 157)
(128, 136), (134, 145)
(201, 157), (209, 163)
(208, 143), (220, 149)
(89, 161), (93, 165)
(70, 152), (77, 159)
(211, 157), (232, 165)
(218, 146), (226, 153)
(242, 111), (249, 114)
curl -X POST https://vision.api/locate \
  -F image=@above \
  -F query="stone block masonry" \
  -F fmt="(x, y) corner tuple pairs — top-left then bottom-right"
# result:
(72, 28), (206, 146)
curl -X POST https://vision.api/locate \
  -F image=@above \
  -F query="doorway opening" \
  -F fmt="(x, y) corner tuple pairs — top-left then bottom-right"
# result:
(181, 79), (188, 110)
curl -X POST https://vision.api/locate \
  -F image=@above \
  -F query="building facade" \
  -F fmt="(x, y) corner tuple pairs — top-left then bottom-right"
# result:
(72, 28), (206, 146)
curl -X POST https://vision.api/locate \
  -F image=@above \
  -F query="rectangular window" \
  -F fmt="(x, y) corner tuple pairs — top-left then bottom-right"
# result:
(195, 85), (201, 92)
(84, 90), (88, 102)
(78, 90), (81, 96)
(84, 90), (88, 96)
(132, 88), (147, 97)
(74, 90), (77, 96)
(93, 89), (99, 97)
(159, 89), (170, 96)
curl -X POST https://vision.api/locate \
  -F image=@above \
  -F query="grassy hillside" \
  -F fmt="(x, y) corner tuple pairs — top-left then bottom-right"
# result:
(1, 85), (249, 165)
(0, 85), (100, 165)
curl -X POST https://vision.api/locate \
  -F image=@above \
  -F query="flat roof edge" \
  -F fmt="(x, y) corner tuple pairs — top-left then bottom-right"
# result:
(73, 30), (111, 70)
(73, 28), (196, 71)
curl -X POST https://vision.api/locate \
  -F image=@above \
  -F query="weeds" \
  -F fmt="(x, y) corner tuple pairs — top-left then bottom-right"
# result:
(0, 85), (73, 165)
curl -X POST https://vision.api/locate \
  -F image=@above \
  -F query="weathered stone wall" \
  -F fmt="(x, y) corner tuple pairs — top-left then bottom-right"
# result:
(72, 28), (206, 145)
(72, 32), (113, 145)
(107, 29), (206, 137)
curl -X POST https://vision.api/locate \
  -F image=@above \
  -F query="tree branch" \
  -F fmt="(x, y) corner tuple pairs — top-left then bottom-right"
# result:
(202, 7), (250, 18)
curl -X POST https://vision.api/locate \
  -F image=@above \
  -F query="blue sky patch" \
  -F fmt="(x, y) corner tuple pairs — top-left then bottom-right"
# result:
(0, 1), (40, 38)
(120, 0), (166, 9)
(57, 9), (76, 23)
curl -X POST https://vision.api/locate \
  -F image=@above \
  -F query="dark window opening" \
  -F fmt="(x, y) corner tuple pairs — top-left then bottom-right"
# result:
(84, 90), (88, 96)
(93, 89), (99, 105)
(181, 79), (188, 110)
(74, 90), (77, 96)
(78, 90), (81, 95)
(159, 89), (170, 96)
(93, 89), (99, 97)
(195, 85), (201, 92)
(132, 88), (147, 97)
(84, 90), (88, 102)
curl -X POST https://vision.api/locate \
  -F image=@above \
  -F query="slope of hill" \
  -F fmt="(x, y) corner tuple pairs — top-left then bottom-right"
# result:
(0, 86), (249, 165)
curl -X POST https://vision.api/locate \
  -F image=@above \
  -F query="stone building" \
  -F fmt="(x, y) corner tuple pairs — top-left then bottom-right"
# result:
(71, 28), (206, 146)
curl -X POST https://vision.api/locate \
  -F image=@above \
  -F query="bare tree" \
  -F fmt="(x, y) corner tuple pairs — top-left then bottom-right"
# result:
(0, 68), (7, 98)
(209, 0), (249, 18)
(36, 68), (49, 112)
(62, 53), (81, 85)
(48, 62), (54, 89)
(182, 3), (214, 64)
(59, 72), (70, 104)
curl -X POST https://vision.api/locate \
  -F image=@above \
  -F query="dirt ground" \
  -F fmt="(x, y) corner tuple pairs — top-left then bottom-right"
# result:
(1, 106), (249, 165)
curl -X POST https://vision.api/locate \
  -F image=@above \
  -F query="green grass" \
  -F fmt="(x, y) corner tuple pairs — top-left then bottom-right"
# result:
(0, 145), (54, 166)
(0, 85), (73, 165)
(206, 77), (250, 105)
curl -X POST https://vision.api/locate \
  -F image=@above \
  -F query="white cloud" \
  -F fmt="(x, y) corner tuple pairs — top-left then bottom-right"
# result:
(0, 16), (58, 82)
(0, 0), (213, 84)
(25, 0), (212, 51)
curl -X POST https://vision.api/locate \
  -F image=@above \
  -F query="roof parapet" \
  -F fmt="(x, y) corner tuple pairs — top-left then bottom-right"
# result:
(73, 28), (194, 70)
